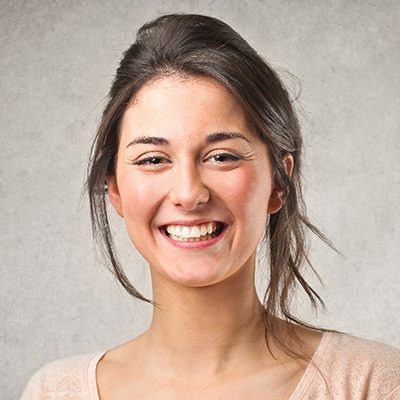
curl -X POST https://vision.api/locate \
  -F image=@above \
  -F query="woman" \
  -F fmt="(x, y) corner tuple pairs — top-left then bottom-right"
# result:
(20, 13), (400, 399)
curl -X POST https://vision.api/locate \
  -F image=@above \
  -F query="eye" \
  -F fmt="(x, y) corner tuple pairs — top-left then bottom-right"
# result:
(207, 153), (241, 163)
(133, 155), (170, 167)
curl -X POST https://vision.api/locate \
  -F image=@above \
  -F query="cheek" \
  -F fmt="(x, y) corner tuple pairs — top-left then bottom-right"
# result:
(217, 166), (272, 247)
(118, 173), (165, 223)
(217, 167), (271, 212)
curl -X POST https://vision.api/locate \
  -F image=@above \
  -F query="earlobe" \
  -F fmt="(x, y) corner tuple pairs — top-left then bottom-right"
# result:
(105, 176), (124, 218)
(267, 154), (294, 214)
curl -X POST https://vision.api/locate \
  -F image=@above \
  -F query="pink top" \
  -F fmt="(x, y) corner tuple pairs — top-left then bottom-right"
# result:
(19, 332), (400, 399)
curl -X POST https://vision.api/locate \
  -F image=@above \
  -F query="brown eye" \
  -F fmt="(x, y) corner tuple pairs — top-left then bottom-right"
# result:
(134, 156), (169, 166)
(208, 153), (241, 163)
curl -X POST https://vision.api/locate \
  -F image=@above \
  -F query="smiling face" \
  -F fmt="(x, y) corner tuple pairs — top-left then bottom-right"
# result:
(106, 75), (285, 288)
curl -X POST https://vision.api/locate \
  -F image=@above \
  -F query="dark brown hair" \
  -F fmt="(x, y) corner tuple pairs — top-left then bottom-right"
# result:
(86, 13), (338, 362)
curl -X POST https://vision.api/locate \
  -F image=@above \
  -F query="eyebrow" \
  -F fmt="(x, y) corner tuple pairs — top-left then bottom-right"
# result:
(125, 131), (250, 148)
(126, 136), (169, 147)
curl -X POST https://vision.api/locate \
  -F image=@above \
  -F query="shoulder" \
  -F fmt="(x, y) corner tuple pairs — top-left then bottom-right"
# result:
(327, 332), (400, 370)
(19, 352), (103, 400)
(312, 332), (400, 399)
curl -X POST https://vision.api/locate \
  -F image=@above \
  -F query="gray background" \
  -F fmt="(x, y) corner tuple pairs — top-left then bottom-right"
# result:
(1, 0), (399, 398)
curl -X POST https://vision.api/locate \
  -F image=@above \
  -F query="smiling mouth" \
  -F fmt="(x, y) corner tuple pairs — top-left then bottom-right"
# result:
(161, 222), (226, 242)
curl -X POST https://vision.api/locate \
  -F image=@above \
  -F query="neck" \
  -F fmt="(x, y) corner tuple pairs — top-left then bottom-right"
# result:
(141, 262), (278, 381)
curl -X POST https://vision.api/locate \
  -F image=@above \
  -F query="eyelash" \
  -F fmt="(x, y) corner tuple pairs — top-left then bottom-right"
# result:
(133, 153), (241, 167)
(134, 156), (168, 166)
(209, 153), (241, 163)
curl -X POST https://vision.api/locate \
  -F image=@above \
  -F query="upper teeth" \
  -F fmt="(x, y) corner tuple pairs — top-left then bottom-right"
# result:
(166, 222), (218, 238)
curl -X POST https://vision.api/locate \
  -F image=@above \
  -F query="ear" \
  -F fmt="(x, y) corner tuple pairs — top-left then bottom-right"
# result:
(105, 175), (124, 218)
(267, 154), (294, 214)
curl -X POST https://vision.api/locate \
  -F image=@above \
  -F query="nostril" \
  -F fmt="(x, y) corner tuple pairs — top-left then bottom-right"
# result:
(169, 179), (211, 210)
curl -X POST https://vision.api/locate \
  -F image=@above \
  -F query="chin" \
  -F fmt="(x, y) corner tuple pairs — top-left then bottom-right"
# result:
(160, 263), (230, 288)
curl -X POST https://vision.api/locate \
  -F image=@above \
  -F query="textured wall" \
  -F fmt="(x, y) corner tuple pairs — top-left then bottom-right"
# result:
(1, 1), (399, 398)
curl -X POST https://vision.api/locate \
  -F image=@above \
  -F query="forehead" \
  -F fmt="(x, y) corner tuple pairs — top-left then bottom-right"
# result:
(119, 75), (253, 145)
(131, 74), (238, 108)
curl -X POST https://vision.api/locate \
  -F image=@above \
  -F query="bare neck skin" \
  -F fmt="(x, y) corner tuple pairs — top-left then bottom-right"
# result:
(140, 255), (285, 383)
(96, 254), (320, 399)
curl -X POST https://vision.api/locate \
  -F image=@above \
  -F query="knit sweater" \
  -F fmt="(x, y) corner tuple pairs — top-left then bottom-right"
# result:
(19, 332), (400, 399)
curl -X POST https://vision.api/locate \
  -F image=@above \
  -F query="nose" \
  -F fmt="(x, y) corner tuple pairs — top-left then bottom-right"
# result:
(169, 161), (210, 211)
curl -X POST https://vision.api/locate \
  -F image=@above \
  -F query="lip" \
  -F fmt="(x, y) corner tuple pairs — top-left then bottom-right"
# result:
(159, 219), (225, 227)
(158, 224), (228, 249)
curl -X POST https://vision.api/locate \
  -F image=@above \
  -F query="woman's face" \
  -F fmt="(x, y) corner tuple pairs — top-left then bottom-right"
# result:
(107, 75), (285, 287)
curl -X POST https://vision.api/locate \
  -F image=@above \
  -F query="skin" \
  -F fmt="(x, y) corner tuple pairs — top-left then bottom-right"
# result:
(100, 75), (322, 399)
